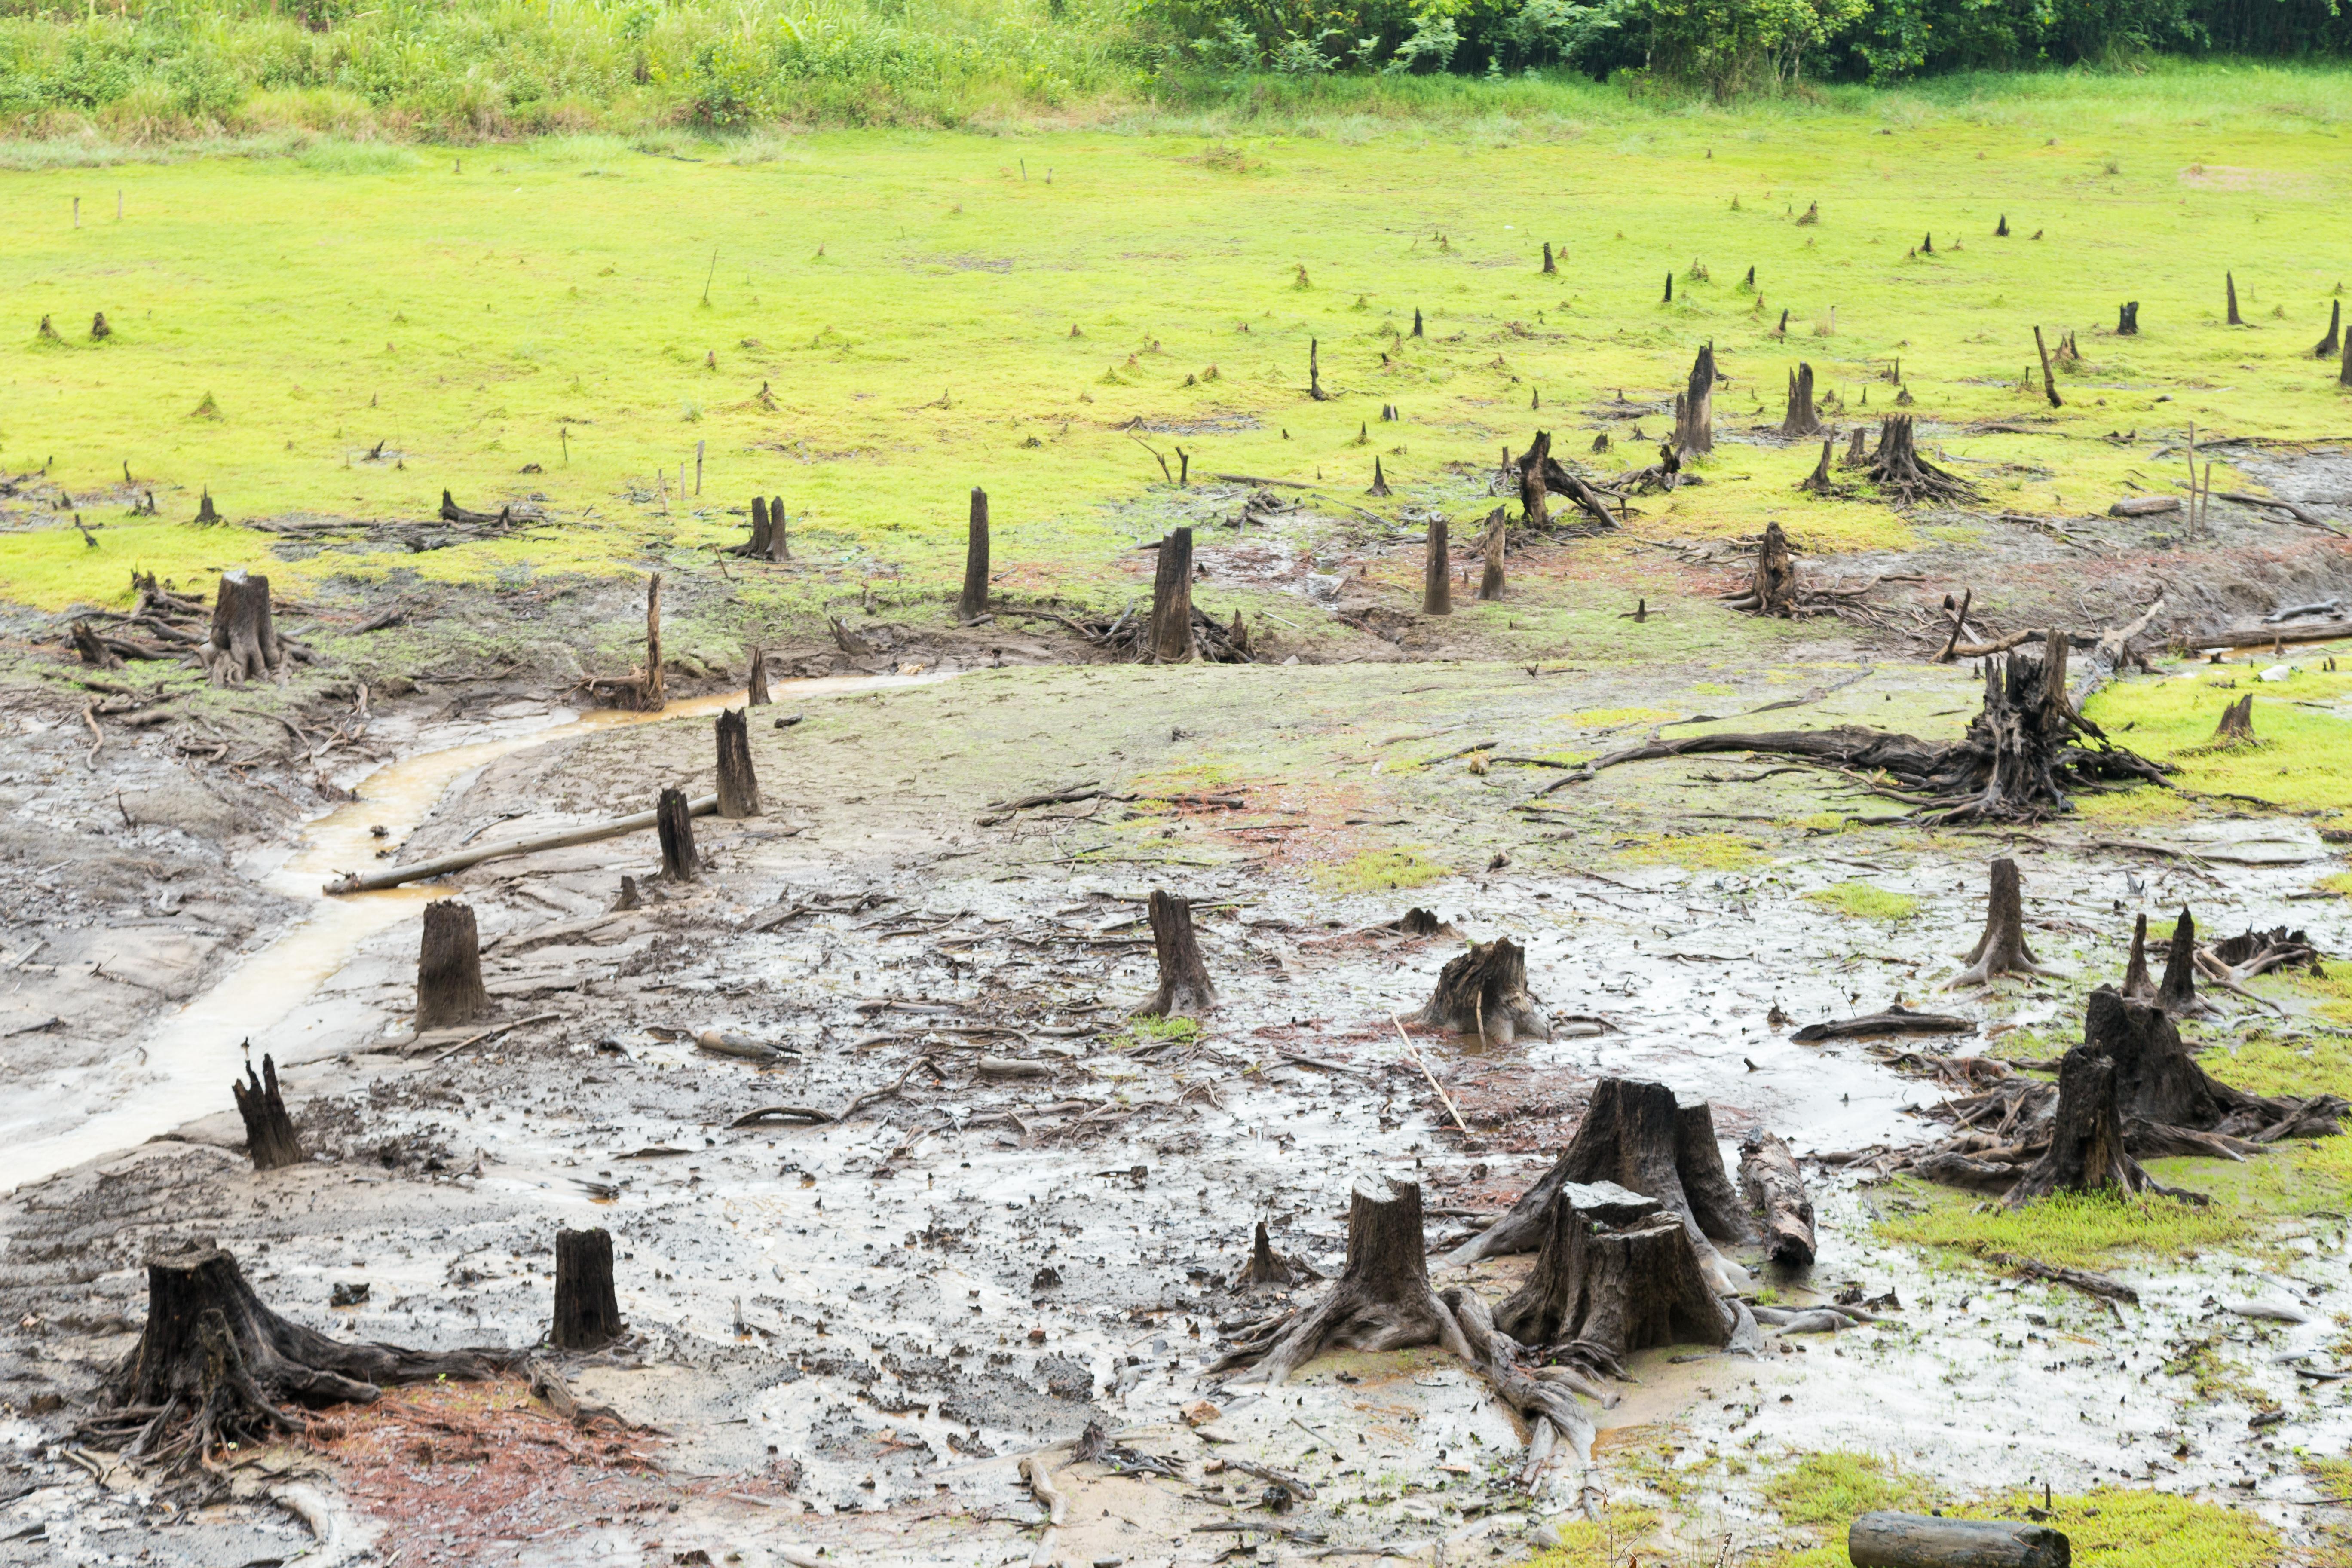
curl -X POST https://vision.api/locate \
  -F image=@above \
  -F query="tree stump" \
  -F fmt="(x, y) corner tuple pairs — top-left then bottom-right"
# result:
(767, 495), (789, 560)
(2117, 300), (2139, 335)
(740, 496), (773, 557)
(1448, 1078), (1750, 1292)
(2085, 985), (2228, 1129)
(2210, 693), (2255, 745)
(2156, 905), (2202, 1016)
(1478, 512), (1506, 602)
(2122, 912), (2154, 1001)
(71, 620), (121, 668)
(1519, 429), (1551, 530)
(639, 573), (665, 711)
(1413, 937), (1551, 1047)
(1727, 520), (1797, 614)
(2004, 1044), (2177, 1206)
(1796, 439), (1835, 495)
(416, 899), (489, 1031)
(1135, 889), (1214, 1017)
(2226, 270), (2242, 326)
(232, 1054), (304, 1172)
(200, 569), (292, 686)
(747, 646), (771, 707)
(1422, 516), (1451, 616)
(1948, 858), (2054, 988)
(2341, 331), (2352, 390)
(552, 1227), (624, 1351)
(958, 487), (991, 623)
(1491, 1198), (1730, 1363)
(97, 1244), (514, 1471)
(1222, 1181), (1468, 1385)
(1864, 416), (1978, 503)
(1850, 1512), (2068, 1568)
(1148, 529), (1195, 663)
(1738, 1132), (1815, 1267)
(1231, 1220), (1312, 1289)
(656, 786), (700, 882)
(2318, 301), (2341, 360)
(1780, 362), (1824, 438)
(193, 488), (221, 525)
(1672, 344), (1715, 455)
(715, 708), (761, 818)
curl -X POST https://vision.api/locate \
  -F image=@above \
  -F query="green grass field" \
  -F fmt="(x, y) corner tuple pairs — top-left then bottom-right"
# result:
(5, 68), (2352, 614)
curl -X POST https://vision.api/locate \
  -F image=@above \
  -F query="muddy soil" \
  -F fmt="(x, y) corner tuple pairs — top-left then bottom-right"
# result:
(3, 460), (2352, 1566)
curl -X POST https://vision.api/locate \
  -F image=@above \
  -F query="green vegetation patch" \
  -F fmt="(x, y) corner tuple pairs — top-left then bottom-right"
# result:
(1611, 831), (1769, 872)
(1801, 881), (1918, 922)
(2083, 664), (2352, 814)
(1312, 847), (1444, 893)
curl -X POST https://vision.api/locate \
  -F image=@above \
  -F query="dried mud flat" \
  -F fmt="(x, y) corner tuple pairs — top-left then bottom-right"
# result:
(5, 481), (2352, 1566)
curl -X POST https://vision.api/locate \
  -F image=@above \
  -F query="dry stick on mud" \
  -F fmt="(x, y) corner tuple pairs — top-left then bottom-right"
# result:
(231, 1054), (304, 1171)
(1423, 515), (1451, 616)
(656, 785), (701, 882)
(1780, 362), (1825, 437)
(86, 1244), (518, 1474)
(1135, 890), (1214, 1017)
(2033, 326), (2063, 409)
(1415, 937), (1551, 1048)
(958, 487), (990, 623)
(552, 1227), (625, 1351)
(1148, 528), (1195, 663)
(715, 708), (762, 818)
(416, 899), (490, 1030)
(1739, 1132), (1816, 1266)
(323, 794), (719, 894)
(1724, 520), (1797, 615)
(1947, 858), (2056, 988)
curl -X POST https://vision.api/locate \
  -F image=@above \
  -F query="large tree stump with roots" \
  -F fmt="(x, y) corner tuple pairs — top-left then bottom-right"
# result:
(1491, 1196), (1731, 1363)
(1724, 521), (1797, 615)
(958, 487), (991, 623)
(2004, 1044), (2185, 1207)
(1219, 1181), (1469, 1385)
(2085, 985), (2227, 1130)
(1780, 362), (1824, 438)
(1148, 529), (1195, 663)
(656, 786), (700, 882)
(200, 569), (298, 686)
(715, 708), (761, 818)
(94, 1245), (515, 1472)
(1739, 1132), (1815, 1267)
(1478, 512), (1507, 601)
(552, 1227), (625, 1350)
(232, 1054), (303, 1172)
(1135, 889), (1214, 1017)
(2156, 906), (2203, 1016)
(1413, 937), (1551, 1047)
(1947, 858), (2055, 988)
(1672, 344), (1716, 456)
(1864, 416), (1979, 504)
(1422, 516), (1451, 616)
(1449, 1078), (1751, 1294)
(415, 899), (489, 1031)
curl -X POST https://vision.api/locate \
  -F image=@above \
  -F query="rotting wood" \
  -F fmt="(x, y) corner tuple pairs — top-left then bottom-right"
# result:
(416, 899), (490, 1030)
(1723, 520), (1797, 616)
(1490, 1195), (1730, 1367)
(716, 708), (762, 818)
(1849, 1512), (2068, 1568)
(1423, 515), (1451, 616)
(552, 1227), (625, 1351)
(1780, 362), (1825, 438)
(323, 794), (719, 894)
(231, 1054), (304, 1172)
(1148, 528), (1196, 663)
(1672, 343), (1716, 456)
(1478, 511), (1507, 602)
(2004, 1042), (2187, 1207)
(747, 647), (771, 707)
(1135, 890), (1215, 1018)
(958, 487), (991, 623)
(2156, 905), (2202, 1016)
(1739, 1132), (1815, 1266)
(656, 786), (701, 882)
(1414, 937), (1550, 1047)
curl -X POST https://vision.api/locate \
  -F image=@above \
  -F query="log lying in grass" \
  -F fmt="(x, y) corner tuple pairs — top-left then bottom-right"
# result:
(325, 794), (720, 894)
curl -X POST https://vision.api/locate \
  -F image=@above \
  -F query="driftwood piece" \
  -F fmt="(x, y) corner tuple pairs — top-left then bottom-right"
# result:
(1414, 937), (1550, 1047)
(1423, 516), (1451, 616)
(959, 487), (991, 623)
(1149, 528), (1195, 663)
(656, 786), (701, 882)
(1850, 1513), (2068, 1568)
(1135, 889), (1214, 1017)
(416, 899), (490, 1031)
(323, 794), (719, 894)
(551, 1227), (624, 1351)
(1791, 1005), (1971, 1043)
(715, 708), (762, 818)
(232, 1054), (304, 1172)
(1221, 1180), (1470, 1385)
(1449, 1078), (1749, 1292)
(1948, 858), (2055, 988)
(1739, 1133), (1815, 1266)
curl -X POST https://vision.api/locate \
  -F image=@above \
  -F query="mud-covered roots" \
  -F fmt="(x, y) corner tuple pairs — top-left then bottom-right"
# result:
(85, 1245), (517, 1476)
(1723, 521), (1797, 616)
(1863, 416), (1978, 505)
(1215, 1180), (1468, 1385)
(1415, 937), (1550, 1047)
(1947, 858), (2056, 988)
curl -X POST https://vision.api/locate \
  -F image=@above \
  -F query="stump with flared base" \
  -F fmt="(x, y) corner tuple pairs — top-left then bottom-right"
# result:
(1135, 890), (1214, 1017)
(1948, 859), (2054, 988)
(1414, 937), (1551, 1047)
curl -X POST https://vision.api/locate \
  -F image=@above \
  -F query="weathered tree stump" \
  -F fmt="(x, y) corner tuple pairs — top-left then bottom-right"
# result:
(1449, 1078), (1750, 1293)
(94, 1244), (514, 1471)
(2004, 1043), (2177, 1206)
(2226, 270), (2243, 326)
(1219, 1181), (1468, 1385)
(1739, 1132), (1815, 1267)
(1849, 1512), (2068, 1568)
(638, 573), (665, 711)
(2156, 905), (2202, 1015)
(1414, 937), (1551, 1047)
(2210, 693), (2255, 745)
(715, 707), (761, 818)
(1672, 344), (1715, 455)
(2122, 912), (2154, 1001)
(1491, 1197), (1730, 1363)
(552, 1227), (625, 1350)
(193, 489), (221, 526)
(440, 490), (509, 526)
(1726, 520), (1797, 614)
(746, 646), (771, 707)
(1231, 1220), (1313, 1289)
(2341, 331), (2352, 389)
(1796, 439), (1835, 494)
(1136, 889), (1215, 1017)
(2318, 301), (2342, 360)
(1864, 416), (1978, 503)
(1148, 529), (1195, 663)
(958, 487), (991, 623)
(71, 620), (121, 668)
(232, 1054), (304, 1171)
(416, 899), (489, 1031)
(1541, 241), (1556, 275)
(1478, 512), (1506, 602)
(2084, 986), (2225, 1130)
(1368, 456), (1392, 496)
(1422, 516), (1451, 616)
(1519, 429), (1551, 530)
(656, 785), (700, 882)
(1948, 858), (2054, 988)
(1780, 363), (1824, 438)
(200, 569), (295, 686)
(2117, 300), (2139, 335)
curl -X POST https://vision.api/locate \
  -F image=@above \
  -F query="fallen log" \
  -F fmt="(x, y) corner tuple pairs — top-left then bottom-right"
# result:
(323, 794), (720, 894)
(1739, 1133), (1815, 1267)
(1791, 1005), (1971, 1043)
(1849, 1512), (2068, 1568)
(2192, 617), (2352, 648)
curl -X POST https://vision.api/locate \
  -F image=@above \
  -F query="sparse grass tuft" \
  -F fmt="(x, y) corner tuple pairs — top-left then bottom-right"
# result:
(1803, 881), (1919, 922)
(1612, 832), (1768, 872)
(1313, 848), (1444, 894)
